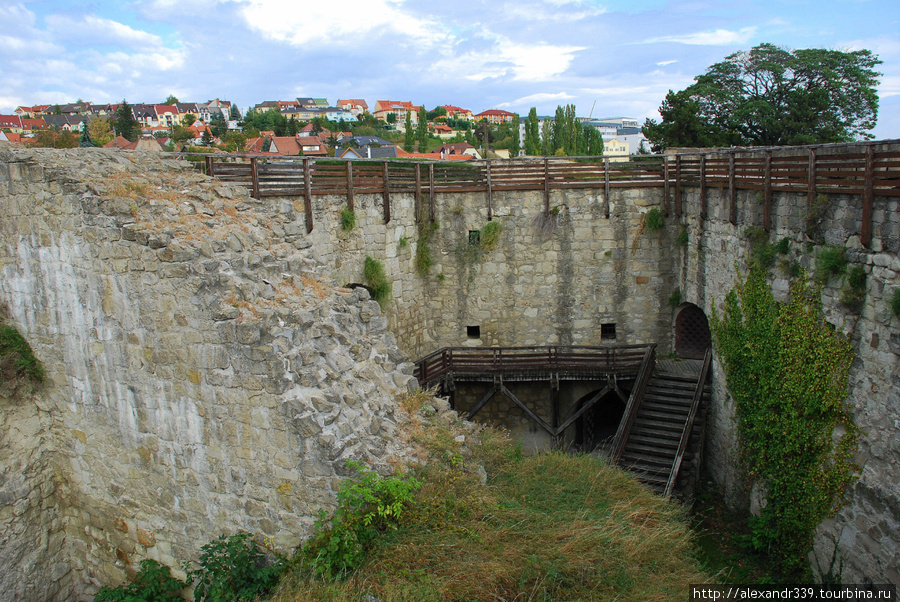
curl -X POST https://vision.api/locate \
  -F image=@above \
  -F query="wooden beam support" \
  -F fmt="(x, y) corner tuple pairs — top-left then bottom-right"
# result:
(604, 158), (610, 219)
(303, 158), (313, 233)
(663, 158), (670, 215)
(467, 384), (499, 420)
(543, 158), (551, 214)
(674, 155), (682, 218)
(501, 384), (555, 436)
(699, 155), (707, 220)
(486, 162), (493, 221)
(382, 162), (391, 224)
(807, 149), (817, 217)
(250, 157), (260, 200)
(555, 385), (612, 435)
(728, 153), (736, 225)
(346, 160), (354, 212)
(862, 146), (874, 247)
(414, 163), (422, 224)
(429, 162), (435, 223)
(205, 156), (214, 177)
(763, 152), (772, 231)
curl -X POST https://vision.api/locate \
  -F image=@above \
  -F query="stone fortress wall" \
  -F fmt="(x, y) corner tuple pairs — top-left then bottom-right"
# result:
(1, 145), (898, 595)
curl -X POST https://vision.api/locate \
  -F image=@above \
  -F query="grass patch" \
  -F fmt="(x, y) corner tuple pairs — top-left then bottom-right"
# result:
(839, 266), (868, 313)
(0, 315), (45, 388)
(892, 289), (900, 319)
(645, 207), (665, 232)
(340, 208), (356, 232)
(677, 226), (689, 247)
(669, 288), (682, 308)
(363, 256), (391, 309)
(276, 419), (711, 600)
(815, 246), (847, 282)
(480, 220), (501, 251)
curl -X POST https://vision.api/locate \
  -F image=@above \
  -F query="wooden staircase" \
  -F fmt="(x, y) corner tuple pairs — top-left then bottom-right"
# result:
(611, 349), (712, 497)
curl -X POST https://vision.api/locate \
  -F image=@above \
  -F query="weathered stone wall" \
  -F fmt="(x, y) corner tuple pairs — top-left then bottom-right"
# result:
(676, 146), (900, 583)
(297, 186), (678, 359)
(0, 148), (417, 599)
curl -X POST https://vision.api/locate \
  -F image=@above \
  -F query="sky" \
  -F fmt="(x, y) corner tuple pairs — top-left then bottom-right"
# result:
(2, 0), (899, 139)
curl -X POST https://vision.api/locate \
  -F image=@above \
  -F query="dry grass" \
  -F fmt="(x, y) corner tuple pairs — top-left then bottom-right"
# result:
(271, 412), (711, 602)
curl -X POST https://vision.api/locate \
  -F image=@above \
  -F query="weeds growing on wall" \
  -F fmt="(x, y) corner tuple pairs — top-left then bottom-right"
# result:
(95, 559), (186, 602)
(710, 263), (859, 575)
(340, 208), (356, 232)
(415, 221), (438, 275)
(0, 315), (45, 391)
(677, 226), (689, 247)
(892, 289), (900, 319)
(815, 246), (848, 283)
(745, 227), (789, 268)
(669, 288), (682, 308)
(645, 207), (665, 232)
(363, 256), (391, 308)
(839, 266), (868, 313)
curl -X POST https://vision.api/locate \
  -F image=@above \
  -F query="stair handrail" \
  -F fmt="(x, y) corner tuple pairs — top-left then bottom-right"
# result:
(663, 347), (713, 498)
(610, 344), (656, 463)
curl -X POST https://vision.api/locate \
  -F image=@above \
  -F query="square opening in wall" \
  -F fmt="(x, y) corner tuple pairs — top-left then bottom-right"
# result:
(601, 323), (617, 340)
(467, 325), (481, 339)
(468, 230), (481, 245)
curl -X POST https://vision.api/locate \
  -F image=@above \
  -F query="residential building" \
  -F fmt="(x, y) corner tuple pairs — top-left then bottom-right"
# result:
(603, 138), (629, 162)
(0, 115), (23, 133)
(337, 99), (368, 116)
(441, 105), (474, 121)
(43, 115), (86, 132)
(373, 101), (420, 125)
(198, 99), (232, 122)
(14, 105), (51, 118)
(474, 109), (516, 124)
(435, 142), (481, 160)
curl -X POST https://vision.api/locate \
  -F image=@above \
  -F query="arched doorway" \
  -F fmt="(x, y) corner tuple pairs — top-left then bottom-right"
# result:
(574, 389), (626, 453)
(674, 303), (711, 359)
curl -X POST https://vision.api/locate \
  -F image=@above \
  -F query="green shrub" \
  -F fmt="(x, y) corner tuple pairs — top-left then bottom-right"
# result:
(364, 256), (392, 308)
(676, 227), (689, 247)
(892, 289), (900, 319)
(415, 221), (438, 275)
(480, 220), (501, 251)
(340, 209), (356, 231)
(398, 235), (409, 249)
(95, 559), (186, 602)
(645, 207), (664, 232)
(668, 288), (682, 308)
(299, 461), (420, 580)
(816, 246), (847, 282)
(745, 228), (789, 268)
(187, 532), (284, 602)
(0, 319), (45, 384)
(839, 266), (868, 313)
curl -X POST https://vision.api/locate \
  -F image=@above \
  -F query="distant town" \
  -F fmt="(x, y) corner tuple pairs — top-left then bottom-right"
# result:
(0, 97), (650, 161)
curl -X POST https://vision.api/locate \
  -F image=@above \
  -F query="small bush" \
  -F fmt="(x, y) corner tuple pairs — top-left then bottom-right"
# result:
(0, 319), (45, 384)
(415, 221), (439, 275)
(816, 246), (847, 282)
(645, 207), (664, 232)
(480, 220), (501, 251)
(364, 256), (391, 308)
(676, 227), (689, 247)
(340, 209), (356, 231)
(398, 235), (409, 249)
(892, 290), (900, 319)
(669, 288), (682, 308)
(299, 461), (421, 580)
(839, 266), (868, 313)
(95, 559), (186, 602)
(187, 532), (284, 602)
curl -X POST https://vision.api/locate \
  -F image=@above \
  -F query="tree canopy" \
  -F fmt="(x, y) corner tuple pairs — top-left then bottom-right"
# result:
(643, 43), (882, 151)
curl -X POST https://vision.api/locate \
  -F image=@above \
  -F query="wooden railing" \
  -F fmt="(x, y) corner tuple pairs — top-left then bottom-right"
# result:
(609, 344), (657, 463)
(413, 344), (652, 387)
(663, 348), (713, 498)
(185, 139), (900, 245)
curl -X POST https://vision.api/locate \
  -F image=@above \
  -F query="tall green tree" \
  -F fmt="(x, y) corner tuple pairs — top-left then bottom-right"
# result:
(404, 112), (414, 152)
(416, 107), (428, 151)
(164, 94), (180, 105)
(115, 100), (139, 142)
(524, 108), (541, 156)
(643, 43), (882, 151)
(509, 113), (521, 157)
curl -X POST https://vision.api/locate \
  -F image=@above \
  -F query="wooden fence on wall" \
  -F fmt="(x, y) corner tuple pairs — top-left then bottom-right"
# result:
(182, 139), (900, 246)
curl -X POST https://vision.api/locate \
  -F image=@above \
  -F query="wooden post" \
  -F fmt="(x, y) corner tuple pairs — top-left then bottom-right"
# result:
(663, 158), (670, 215)
(205, 156), (214, 177)
(250, 157), (260, 200)
(428, 163), (435, 223)
(415, 163), (422, 223)
(604, 158), (610, 219)
(346, 160), (354, 212)
(699, 155), (707, 220)
(674, 155), (682, 218)
(861, 146), (874, 247)
(543, 158), (551, 214)
(303, 158), (313, 233)
(763, 152), (772, 231)
(382, 162), (391, 223)
(807, 149), (817, 215)
(486, 162), (493, 221)
(728, 153), (736, 225)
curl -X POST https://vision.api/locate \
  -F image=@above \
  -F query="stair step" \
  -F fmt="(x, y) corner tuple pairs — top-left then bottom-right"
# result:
(621, 442), (676, 458)
(637, 409), (688, 423)
(619, 455), (672, 471)
(631, 425), (682, 438)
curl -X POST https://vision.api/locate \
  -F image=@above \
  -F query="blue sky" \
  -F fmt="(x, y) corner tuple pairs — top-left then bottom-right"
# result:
(2, 0), (899, 139)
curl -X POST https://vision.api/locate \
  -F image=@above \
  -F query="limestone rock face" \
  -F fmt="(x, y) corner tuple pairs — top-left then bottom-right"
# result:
(0, 148), (417, 599)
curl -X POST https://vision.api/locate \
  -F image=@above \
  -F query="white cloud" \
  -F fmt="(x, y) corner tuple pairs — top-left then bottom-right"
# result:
(645, 26), (757, 46)
(656, 59), (677, 66)
(45, 15), (165, 48)
(504, 92), (576, 107)
(235, 0), (448, 47)
(504, 0), (606, 22)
